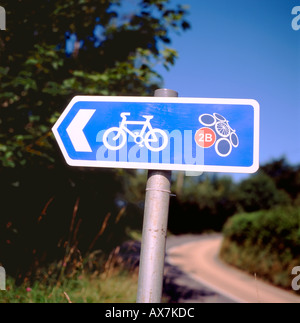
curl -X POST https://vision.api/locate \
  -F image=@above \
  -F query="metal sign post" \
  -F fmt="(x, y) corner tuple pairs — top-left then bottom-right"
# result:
(136, 89), (178, 303)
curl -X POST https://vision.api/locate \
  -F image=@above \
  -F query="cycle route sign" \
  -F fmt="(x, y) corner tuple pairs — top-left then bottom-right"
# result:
(52, 96), (260, 173)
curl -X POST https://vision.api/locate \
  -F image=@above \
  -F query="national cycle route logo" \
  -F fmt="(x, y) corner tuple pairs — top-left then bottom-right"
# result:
(195, 113), (239, 157)
(103, 112), (168, 152)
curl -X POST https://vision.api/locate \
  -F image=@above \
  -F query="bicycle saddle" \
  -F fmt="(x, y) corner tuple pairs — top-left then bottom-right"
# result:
(142, 115), (154, 120)
(120, 112), (131, 118)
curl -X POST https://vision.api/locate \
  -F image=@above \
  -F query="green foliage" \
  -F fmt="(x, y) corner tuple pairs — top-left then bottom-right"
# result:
(0, 0), (190, 167)
(261, 158), (300, 200)
(1, 270), (138, 303)
(220, 159), (300, 290)
(223, 207), (300, 251)
(123, 170), (147, 205)
(236, 172), (291, 212)
(221, 206), (300, 290)
(179, 174), (237, 209)
(0, 0), (190, 282)
(168, 174), (238, 233)
(166, 158), (300, 234)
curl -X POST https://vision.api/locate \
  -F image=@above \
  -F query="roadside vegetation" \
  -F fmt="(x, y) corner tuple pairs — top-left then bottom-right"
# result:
(220, 206), (300, 292)
(131, 157), (300, 293)
(1, 265), (138, 303)
(219, 159), (300, 293)
(0, 0), (189, 303)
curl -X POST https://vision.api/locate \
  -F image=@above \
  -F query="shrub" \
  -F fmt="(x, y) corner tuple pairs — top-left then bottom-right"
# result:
(236, 173), (291, 212)
(220, 206), (300, 291)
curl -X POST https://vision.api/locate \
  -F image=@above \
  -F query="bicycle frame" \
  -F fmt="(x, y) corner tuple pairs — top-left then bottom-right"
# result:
(115, 114), (157, 142)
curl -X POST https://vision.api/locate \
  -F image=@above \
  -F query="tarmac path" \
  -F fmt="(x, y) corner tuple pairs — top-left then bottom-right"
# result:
(166, 234), (300, 303)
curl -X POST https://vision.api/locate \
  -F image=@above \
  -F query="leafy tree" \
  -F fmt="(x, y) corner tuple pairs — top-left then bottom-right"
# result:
(0, 0), (190, 167)
(236, 172), (291, 212)
(261, 157), (300, 200)
(0, 0), (190, 279)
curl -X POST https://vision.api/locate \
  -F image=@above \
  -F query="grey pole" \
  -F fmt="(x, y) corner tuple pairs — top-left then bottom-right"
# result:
(136, 88), (178, 303)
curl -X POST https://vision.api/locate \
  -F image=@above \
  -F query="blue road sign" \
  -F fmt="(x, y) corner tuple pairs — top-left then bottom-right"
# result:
(52, 96), (260, 173)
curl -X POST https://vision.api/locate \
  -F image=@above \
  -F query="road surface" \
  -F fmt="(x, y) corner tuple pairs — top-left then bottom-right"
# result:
(166, 234), (300, 303)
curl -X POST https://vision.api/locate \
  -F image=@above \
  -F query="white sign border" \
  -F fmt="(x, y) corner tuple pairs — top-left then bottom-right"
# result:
(52, 96), (260, 174)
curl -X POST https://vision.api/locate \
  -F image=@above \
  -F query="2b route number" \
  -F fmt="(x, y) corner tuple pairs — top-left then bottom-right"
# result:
(195, 127), (216, 148)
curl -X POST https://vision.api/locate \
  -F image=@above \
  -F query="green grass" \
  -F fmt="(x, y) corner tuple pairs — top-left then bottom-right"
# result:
(0, 269), (138, 303)
(126, 229), (143, 242)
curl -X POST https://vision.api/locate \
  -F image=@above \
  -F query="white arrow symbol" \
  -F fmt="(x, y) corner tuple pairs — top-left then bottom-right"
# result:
(66, 109), (96, 152)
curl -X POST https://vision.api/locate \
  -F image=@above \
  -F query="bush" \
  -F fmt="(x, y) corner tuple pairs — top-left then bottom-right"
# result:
(220, 206), (300, 291)
(236, 173), (291, 212)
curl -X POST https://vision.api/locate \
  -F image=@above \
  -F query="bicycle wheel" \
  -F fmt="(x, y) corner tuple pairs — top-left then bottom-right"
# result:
(213, 113), (227, 121)
(215, 121), (231, 137)
(215, 138), (232, 157)
(144, 129), (168, 152)
(103, 127), (126, 150)
(230, 132), (239, 148)
(199, 114), (216, 126)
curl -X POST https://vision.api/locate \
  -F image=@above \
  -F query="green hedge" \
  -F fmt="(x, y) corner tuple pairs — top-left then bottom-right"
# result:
(220, 206), (300, 291)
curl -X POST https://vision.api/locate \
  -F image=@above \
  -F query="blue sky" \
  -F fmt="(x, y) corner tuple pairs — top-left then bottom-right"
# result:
(155, 0), (300, 178)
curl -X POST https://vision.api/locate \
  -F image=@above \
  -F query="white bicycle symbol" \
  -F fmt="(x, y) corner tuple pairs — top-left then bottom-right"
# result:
(103, 112), (168, 152)
(199, 113), (239, 157)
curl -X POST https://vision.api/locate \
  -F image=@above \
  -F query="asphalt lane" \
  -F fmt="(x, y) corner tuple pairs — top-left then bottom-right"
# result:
(166, 234), (300, 303)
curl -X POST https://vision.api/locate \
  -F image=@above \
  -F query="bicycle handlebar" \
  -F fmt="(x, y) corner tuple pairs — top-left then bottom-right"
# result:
(120, 112), (131, 119)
